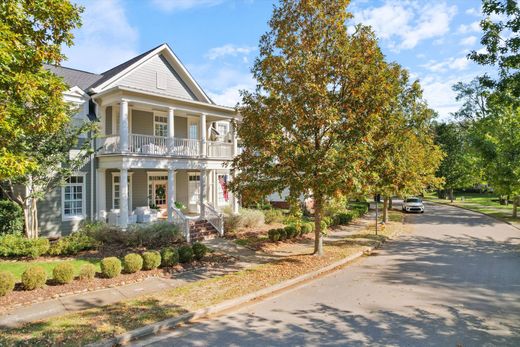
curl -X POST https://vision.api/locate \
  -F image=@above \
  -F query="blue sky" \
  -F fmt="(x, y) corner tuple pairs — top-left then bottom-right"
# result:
(65, 0), (489, 119)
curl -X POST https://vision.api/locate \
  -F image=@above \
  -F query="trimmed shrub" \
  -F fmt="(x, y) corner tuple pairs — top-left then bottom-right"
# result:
(192, 242), (208, 261)
(22, 266), (47, 290)
(300, 223), (313, 235)
(264, 209), (284, 224)
(178, 245), (194, 263)
(335, 212), (354, 225)
(161, 247), (179, 267)
(79, 264), (97, 280)
(48, 232), (98, 256)
(0, 200), (24, 235)
(320, 220), (328, 233)
(142, 251), (161, 270)
(53, 263), (75, 284)
(284, 225), (298, 239)
(0, 271), (15, 296)
(100, 257), (121, 278)
(322, 216), (333, 228)
(0, 233), (50, 259)
(237, 209), (265, 228)
(279, 228), (287, 241)
(123, 253), (143, 273)
(268, 228), (280, 242)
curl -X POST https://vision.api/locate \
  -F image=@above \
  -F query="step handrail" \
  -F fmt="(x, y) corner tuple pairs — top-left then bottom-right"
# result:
(203, 202), (224, 236)
(171, 207), (190, 243)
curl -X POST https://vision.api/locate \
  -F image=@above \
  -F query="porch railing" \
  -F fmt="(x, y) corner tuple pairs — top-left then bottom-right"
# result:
(207, 141), (233, 159)
(204, 202), (224, 236)
(97, 135), (120, 154)
(131, 134), (168, 155)
(171, 138), (200, 157)
(171, 207), (190, 243)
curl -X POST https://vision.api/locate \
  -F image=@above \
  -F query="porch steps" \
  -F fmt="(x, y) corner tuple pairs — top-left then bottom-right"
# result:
(189, 219), (219, 241)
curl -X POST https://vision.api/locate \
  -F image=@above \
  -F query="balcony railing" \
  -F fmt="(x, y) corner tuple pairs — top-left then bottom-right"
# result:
(97, 134), (233, 159)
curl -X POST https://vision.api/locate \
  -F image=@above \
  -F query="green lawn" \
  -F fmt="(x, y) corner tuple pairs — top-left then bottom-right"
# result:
(0, 258), (101, 281)
(424, 191), (520, 227)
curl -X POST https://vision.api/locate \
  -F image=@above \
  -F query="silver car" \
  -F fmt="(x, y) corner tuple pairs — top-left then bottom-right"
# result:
(402, 197), (424, 213)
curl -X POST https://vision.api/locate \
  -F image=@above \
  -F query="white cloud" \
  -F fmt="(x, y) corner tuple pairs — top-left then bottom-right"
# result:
(458, 21), (480, 34)
(354, 1), (457, 50)
(150, 0), (223, 12)
(460, 35), (477, 46)
(206, 44), (256, 60)
(465, 7), (481, 16)
(421, 56), (470, 72)
(63, 0), (139, 73)
(421, 78), (460, 119)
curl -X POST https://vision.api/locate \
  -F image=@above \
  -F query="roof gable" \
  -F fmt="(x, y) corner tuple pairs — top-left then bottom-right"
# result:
(90, 44), (213, 104)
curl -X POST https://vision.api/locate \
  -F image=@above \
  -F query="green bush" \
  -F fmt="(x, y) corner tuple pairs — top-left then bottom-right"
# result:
(322, 216), (333, 227)
(284, 225), (298, 239)
(279, 228), (287, 241)
(0, 233), (50, 259)
(349, 202), (369, 216)
(79, 264), (97, 280)
(142, 251), (161, 270)
(300, 223), (313, 235)
(268, 228), (281, 242)
(53, 263), (75, 284)
(123, 253), (143, 273)
(161, 247), (179, 267)
(48, 232), (98, 256)
(320, 220), (328, 233)
(0, 271), (15, 296)
(264, 209), (284, 224)
(100, 257), (121, 278)
(22, 266), (47, 290)
(0, 200), (24, 235)
(178, 245), (194, 263)
(192, 242), (208, 261)
(335, 212), (354, 225)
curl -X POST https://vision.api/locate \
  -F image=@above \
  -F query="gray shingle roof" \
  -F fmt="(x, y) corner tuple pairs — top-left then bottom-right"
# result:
(44, 64), (102, 91)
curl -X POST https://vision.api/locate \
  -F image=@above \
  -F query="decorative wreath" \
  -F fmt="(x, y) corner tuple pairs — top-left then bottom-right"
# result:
(155, 185), (166, 198)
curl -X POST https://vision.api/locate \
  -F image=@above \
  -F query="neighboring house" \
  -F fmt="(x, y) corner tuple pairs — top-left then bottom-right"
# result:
(42, 43), (239, 240)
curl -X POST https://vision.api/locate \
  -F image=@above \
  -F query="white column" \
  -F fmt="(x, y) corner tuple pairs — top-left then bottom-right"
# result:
(120, 100), (129, 153)
(167, 107), (175, 153)
(200, 113), (207, 158)
(231, 120), (238, 157)
(96, 168), (107, 220)
(231, 171), (239, 214)
(200, 169), (206, 217)
(167, 168), (176, 222)
(119, 168), (129, 229)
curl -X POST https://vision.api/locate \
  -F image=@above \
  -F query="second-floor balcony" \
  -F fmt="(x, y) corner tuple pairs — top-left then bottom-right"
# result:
(97, 134), (234, 159)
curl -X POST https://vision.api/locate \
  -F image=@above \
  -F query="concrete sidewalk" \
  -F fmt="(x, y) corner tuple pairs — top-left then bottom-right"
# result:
(0, 210), (376, 328)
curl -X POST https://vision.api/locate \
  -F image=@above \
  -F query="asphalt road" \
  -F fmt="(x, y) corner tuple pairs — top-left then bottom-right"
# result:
(133, 202), (520, 347)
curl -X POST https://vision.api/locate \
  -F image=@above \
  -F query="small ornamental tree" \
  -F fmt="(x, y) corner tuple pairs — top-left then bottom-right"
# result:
(231, 0), (399, 255)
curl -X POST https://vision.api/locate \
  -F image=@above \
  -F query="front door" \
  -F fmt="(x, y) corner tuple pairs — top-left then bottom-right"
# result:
(188, 173), (200, 213)
(152, 181), (167, 209)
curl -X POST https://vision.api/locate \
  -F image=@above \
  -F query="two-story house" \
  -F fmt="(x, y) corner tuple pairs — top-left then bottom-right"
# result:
(42, 43), (240, 241)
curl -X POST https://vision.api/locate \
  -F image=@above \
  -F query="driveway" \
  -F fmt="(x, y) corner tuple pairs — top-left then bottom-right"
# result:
(133, 202), (520, 346)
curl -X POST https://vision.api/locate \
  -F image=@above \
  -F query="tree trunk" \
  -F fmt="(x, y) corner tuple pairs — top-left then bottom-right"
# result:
(313, 195), (324, 256)
(449, 188), (454, 203)
(388, 197), (393, 210)
(22, 197), (39, 239)
(513, 196), (518, 218)
(382, 197), (389, 223)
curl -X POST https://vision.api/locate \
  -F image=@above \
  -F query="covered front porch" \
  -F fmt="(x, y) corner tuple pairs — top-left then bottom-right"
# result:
(95, 166), (239, 239)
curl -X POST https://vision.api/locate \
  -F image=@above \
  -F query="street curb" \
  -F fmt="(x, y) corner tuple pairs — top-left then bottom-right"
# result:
(425, 199), (520, 231)
(87, 243), (381, 347)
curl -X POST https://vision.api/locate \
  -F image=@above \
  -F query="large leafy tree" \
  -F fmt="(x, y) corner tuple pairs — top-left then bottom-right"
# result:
(0, 0), (91, 238)
(231, 0), (399, 255)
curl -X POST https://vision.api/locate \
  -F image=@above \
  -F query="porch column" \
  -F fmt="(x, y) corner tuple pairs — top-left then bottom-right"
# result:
(167, 107), (175, 153)
(167, 168), (176, 223)
(120, 99), (129, 153)
(96, 168), (107, 221)
(200, 113), (207, 158)
(200, 169), (207, 217)
(231, 171), (239, 214)
(120, 168), (129, 229)
(231, 120), (238, 157)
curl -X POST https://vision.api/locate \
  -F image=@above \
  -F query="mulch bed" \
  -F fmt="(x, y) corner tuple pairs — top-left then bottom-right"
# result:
(0, 251), (234, 315)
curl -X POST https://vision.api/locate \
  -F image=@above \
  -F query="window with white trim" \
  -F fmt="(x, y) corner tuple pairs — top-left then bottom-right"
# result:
(154, 115), (168, 137)
(217, 123), (228, 136)
(62, 175), (85, 220)
(112, 174), (133, 211)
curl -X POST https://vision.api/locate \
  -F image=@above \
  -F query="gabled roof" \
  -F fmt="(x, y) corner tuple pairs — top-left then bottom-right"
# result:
(44, 64), (102, 91)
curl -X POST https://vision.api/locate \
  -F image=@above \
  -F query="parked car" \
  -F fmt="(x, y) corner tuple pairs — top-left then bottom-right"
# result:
(402, 197), (424, 213)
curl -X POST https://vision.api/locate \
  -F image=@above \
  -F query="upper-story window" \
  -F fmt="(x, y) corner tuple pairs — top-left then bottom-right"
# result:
(154, 115), (168, 137)
(217, 123), (229, 136)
